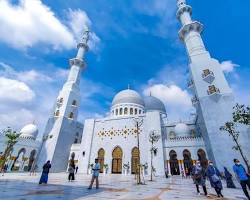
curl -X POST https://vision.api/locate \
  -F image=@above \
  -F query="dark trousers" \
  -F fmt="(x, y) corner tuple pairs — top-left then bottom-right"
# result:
(196, 184), (207, 195)
(68, 173), (75, 181)
(240, 179), (250, 199)
(214, 187), (223, 197)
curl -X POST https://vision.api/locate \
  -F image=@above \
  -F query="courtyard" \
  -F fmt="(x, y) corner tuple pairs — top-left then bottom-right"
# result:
(0, 173), (248, 200)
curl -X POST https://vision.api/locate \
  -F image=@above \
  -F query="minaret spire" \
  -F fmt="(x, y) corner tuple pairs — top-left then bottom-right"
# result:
(176, 0), (207, 60)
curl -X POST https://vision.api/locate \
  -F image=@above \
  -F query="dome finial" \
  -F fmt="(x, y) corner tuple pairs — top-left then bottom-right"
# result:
(127, 84), (130, 90)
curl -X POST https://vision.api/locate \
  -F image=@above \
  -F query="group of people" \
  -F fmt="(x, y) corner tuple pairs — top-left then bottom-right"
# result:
(191, 159), (250, 199)
(38, 158), (250, 199)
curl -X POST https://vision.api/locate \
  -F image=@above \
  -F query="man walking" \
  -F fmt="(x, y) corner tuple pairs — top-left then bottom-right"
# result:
(233, 159), (250, 200)
(88, 159), (100, 189)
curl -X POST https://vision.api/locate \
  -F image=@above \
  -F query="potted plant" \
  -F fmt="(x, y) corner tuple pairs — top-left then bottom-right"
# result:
(103, 164), (108, 174)
(123, 162), (130, 175)
(88, 163), (94, 174)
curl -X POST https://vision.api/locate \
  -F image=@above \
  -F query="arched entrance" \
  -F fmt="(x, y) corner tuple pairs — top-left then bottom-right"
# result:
(27, 150), (36, 171)
(197, 149), (208, 168)
(11, 148), (26, 171)
(169, 150), (180, 175)
(183, 149), (192, 175)
(131, 147), (139, 174)
(98, 148), (105, 173)
(112, 147), (122, 174)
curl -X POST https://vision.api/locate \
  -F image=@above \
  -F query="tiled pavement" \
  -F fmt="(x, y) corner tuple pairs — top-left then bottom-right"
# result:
(0, 173), (248, 200)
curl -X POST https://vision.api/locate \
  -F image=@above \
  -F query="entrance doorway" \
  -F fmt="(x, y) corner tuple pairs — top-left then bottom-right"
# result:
(169, 150), (180, 175)
(112, 147), (122, 174)
(183, 149), (192, 175)
(131, 147), (139, 174)
(98, 148), (105, 173)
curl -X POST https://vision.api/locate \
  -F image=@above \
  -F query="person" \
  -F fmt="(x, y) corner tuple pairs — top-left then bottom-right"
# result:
(233, 159), (250, 200)
(224, 167), (236, 188)
(206, 161), (224, 197)
(88, 159), (100, 189)
(75, 166), (78, 174)
(39, 160), (51, 184)
(1, 164), (8, 176)
(68, 162), (75, 181)
(191, 161), (208, 196)
(185, 168), (189, 178)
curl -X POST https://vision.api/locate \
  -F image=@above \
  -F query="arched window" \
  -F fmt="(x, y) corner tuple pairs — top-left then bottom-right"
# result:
(130, 108), (133, 115)
(72, 100), (77, 106)
(27, 150), (36, 172)
(124, 107), (128, 115)
(135, 109), (138, 115)
(55, 110), (60, 116)
(131, 147), (140, 174)
(59, 97), (63, 103)
(69, 112), (74, 119)
(119, 108), (123, 115)
(112, 146), (123, 174)
(98, 148), (105, 173)
(139, 110), (142, 114)
(115, 109), (118, 115)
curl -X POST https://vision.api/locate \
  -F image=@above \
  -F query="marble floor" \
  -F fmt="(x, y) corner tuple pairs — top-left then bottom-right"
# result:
(0, 173), (248, 200)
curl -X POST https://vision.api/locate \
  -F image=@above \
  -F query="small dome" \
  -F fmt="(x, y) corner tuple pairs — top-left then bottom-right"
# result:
(112, 89), (145, 106)
(175, 123), (189, 136)
(20, 124), (38, 140)
(144, 96), (166, 113)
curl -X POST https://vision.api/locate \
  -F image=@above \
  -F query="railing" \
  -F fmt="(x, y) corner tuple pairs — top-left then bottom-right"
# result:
(207, 85), (220, 95)
(202, 69), (214, 78)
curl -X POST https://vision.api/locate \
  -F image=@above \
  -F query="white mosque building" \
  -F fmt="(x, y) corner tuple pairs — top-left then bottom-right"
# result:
(1, 0), (249, 175)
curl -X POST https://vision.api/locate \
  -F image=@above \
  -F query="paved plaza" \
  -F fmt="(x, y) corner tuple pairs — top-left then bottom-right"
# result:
(0, 173), (248, 200)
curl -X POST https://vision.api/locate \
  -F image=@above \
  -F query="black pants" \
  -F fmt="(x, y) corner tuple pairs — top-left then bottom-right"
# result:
(214, 187), (223, 197)
(240, 179), (250, 199)
(68, 173), (75, 181)
(196, 184), (207, 195)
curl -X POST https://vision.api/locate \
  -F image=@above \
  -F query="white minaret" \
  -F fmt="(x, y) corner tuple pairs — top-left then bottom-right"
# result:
(176, 0), (250, 170)
(37, 29), (89, 172)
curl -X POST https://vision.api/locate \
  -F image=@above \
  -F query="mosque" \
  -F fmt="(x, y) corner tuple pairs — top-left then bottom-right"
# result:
(1, 0), (249, 175)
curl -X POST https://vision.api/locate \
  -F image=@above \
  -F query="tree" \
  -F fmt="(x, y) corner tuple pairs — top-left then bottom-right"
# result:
(0, 127), (20, 170)
(149, 130), (160, 181)
(220, 122), (250, 171)
(233, 103), (250, 126)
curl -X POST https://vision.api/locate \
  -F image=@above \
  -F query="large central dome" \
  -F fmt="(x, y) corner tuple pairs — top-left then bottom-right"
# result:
(112, 89), (145, 106)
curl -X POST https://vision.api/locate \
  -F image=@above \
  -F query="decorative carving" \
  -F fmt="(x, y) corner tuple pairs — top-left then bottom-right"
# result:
(69, 58), (85, 68)
(176, 5), (192, 19)
(179, 21), (203, 41)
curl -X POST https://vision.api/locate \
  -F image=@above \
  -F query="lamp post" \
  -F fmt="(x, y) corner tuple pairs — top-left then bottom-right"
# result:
(149, 130), (160, 181)
(133, 117), (143, 184)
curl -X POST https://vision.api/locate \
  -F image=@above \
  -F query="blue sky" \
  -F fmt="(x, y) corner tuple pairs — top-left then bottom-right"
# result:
(0, 0), (249, 138)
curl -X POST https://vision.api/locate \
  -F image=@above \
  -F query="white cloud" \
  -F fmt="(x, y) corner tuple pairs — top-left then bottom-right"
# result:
(220, 60), (239, 73)
(143, 84), (192, 108)
(0, 0), (99, 51)
(0, 77), (35, 103)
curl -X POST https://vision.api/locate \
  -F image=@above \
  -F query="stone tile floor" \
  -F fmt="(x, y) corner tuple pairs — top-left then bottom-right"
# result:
(0, 173), (248, 200)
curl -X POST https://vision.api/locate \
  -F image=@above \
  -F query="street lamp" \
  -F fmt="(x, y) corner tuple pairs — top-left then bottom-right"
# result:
(149, 130), (160, 181)
(133, 117), (143, 184)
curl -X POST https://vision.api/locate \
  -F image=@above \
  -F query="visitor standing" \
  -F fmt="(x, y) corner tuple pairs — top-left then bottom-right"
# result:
(191, 161), (208, 196)
(224, 167), (236, 188)
(233, 159), (250, 200)
(39, 160), (51, 184)
(88, 158), (100, 189)
(206, 161), (224, 198)
(68, 161), (75, 181)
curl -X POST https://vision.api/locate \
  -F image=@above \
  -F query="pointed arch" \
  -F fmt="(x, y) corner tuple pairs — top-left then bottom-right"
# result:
(183, 149), (192, 175)
(69, 112), (74, 119)
(112, 146), (123, 174)
(131, 147), (140, 174)
(169, 150), (180, 175)
(27, 149), (36, 172)
(98, 148), (105, 173)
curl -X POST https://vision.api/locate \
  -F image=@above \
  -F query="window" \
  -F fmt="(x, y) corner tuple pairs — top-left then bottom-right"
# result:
(69, 112), (74, 119)
(55, 110), (60, 116)
(115, 109), (118, 115)
(72, 100), (77, 106)
(119, 108), (123, 115)
(130, 108), (133, 115)
(139, 110), (142, 114)
(59, 97), (63, 103)
(135, 109), (138, 115)
(124, 107), (128, 115)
